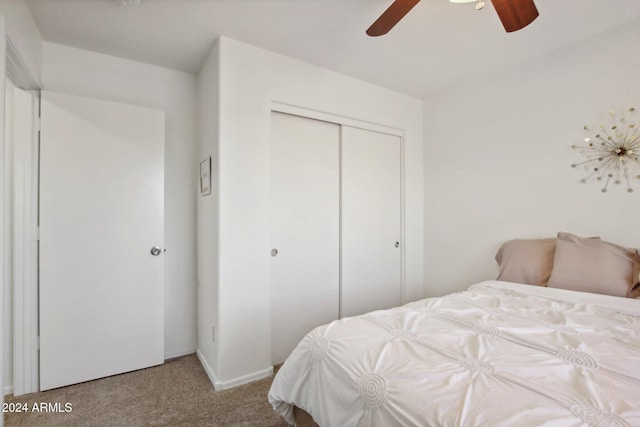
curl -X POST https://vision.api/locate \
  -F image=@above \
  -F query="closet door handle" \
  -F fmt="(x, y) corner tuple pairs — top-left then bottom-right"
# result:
(271, 248), (279, 257)
(394, 242), (399, 248)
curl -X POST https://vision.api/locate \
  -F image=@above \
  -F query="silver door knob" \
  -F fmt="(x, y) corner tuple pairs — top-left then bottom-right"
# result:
(271, 248), (278, 257)
(150, 246), (162, 256)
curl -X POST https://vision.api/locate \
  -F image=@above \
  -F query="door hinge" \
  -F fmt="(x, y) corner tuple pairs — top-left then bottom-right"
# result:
(35, 226), (40, 241)
(37, 336), (40, 350)
(35, 117), (41, 132)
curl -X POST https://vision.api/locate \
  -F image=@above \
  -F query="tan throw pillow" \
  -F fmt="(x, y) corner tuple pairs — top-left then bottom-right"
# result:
(495, 238), (557, 286)
(547, 232), (640, 298)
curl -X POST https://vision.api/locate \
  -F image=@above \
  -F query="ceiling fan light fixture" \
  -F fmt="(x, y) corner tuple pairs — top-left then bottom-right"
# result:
(449, 0), (485, 11)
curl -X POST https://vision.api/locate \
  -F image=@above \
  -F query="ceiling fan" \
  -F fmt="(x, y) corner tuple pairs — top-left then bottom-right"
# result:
(366, 0), (539, 36)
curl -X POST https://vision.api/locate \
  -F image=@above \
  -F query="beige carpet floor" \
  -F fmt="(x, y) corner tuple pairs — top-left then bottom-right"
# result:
(4, 354), (289, 427)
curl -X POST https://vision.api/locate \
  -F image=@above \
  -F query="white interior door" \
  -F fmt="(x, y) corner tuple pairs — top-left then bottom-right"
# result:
(270, 112), (340, 365)
(39, 91), (165, 390)
(341, 126), (402, 318)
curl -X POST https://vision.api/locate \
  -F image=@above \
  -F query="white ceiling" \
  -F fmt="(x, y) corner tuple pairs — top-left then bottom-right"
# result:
(25, 0), (640, 98)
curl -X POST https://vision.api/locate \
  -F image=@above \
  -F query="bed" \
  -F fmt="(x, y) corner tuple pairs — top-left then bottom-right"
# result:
(268, 280), (640, 426)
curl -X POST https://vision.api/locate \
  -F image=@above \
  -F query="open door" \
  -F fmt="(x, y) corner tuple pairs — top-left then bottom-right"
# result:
(39, 91), (165, 390)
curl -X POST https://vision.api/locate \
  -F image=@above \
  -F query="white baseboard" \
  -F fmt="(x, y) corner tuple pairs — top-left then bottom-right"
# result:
(164, 348), (196, 360)
(196, 349), (219, 389)
(214, 366), (273, 390)
(196, 349), (273, 391)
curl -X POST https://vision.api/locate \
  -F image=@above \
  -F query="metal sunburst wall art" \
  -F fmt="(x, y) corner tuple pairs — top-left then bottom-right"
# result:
(572, 107), (640, 193)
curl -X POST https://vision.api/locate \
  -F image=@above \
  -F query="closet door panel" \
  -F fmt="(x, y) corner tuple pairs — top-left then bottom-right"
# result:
(270, 112), (340, 365)
(341, 126), (402, 318)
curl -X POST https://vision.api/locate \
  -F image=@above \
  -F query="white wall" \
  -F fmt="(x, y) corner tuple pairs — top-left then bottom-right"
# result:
(196, 40), (220, 382)
(198, 37), (424, 388)
(41, 42), (199, 359)
(0, 0), (42, 85)
(423, 20), (640, 297)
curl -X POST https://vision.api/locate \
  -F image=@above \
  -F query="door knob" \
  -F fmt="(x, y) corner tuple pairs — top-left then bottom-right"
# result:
(271, 248), (278, 257)
(150, 246), (162, 256)
(395, 242), (400, 248)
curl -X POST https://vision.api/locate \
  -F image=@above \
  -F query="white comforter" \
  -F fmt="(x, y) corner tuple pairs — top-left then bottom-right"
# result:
(268, 281), (640, 427)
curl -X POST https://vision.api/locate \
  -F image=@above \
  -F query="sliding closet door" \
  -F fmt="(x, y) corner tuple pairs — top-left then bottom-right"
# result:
(270, 112), (340, 365)
(341, 126), (402, 318)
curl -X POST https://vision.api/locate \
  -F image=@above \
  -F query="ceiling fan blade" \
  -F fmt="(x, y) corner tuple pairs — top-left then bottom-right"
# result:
(491, 0), (539, 32)
(366, 0), (421, 37)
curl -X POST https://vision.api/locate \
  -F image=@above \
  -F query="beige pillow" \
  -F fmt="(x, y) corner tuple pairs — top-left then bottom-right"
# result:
(495, 238), (557, 286)
(547, 232), (640, 298)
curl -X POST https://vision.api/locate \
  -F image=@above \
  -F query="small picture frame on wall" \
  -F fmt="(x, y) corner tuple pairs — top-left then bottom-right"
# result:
(200, 156), (212, 196)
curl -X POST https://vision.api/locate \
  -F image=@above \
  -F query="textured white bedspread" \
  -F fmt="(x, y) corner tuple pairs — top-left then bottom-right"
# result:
(268, 281), (640, 427)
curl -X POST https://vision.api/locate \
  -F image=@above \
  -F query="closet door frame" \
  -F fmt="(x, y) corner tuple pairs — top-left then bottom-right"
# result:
(269, 101), (406, 314)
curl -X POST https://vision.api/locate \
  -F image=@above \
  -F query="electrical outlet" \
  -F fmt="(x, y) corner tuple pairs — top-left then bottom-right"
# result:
(211, 324), (215, 343)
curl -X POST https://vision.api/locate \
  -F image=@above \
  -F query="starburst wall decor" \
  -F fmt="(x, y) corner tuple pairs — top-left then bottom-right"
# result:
(572, 107), (640, 193)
